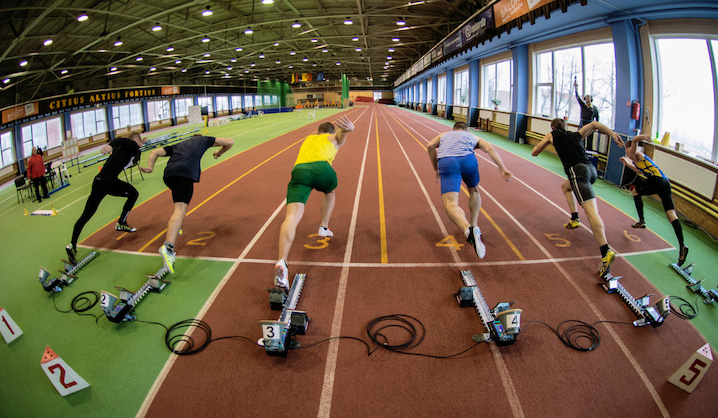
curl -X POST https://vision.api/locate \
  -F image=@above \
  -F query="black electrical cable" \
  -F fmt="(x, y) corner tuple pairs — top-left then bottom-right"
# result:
(669, 295), (700, 320)
(524, 320), (603, 352)
(164, 319), (258, 355)
(52, 291), (103, 323)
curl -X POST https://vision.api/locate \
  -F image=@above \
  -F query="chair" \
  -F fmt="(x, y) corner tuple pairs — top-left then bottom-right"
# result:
(123, 162), (144, 182)
(15, 176), (32, 203)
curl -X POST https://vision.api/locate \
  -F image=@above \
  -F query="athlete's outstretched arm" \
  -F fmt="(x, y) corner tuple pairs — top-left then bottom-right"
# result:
(532, 132), (553, 156)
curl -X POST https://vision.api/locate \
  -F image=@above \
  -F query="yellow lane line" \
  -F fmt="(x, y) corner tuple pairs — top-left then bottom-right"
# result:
(386, 110), (524, 261)
(375, 112), (388, 263)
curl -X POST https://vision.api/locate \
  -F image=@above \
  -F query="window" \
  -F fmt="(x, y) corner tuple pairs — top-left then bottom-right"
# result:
(244, 95), (254, 109)
(419, 82), (424, 103)
(438, 75), (446, 104)
(71, 108), (107, 139)
(655, 37), (717, 162)
(256, 95), (263, 108)
(112, 103), (142, 129)
(373, 91), (382, 101)
(21, 117), (62, 158)
(231, 95), (243, 109)
(427, 79), (433, 103)
(147, 100), (170, 122)
(175, 97), (193, 117)
(197, 97), (213, 112)
(533, 43), (616, 128)
(1, 131), (14, 168)
(264, 95), (271, 108)
(408, 86), (413, 103)
(482, 60), (513, 111)
(216, 96), (229, 112)
(454, 70), (469, 106)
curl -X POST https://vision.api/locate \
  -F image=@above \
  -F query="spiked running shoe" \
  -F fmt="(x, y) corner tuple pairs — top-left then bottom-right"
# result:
(631, 221), (646, 229)
(564, 219), (580, 229)
(678, 245), (689, 267)
(115, 223), (137, 232)
(467, 226), (486, 259)
(318, 226), (334, 237)
(598, 249), (616, 279)
(159, 245), (176, 274)
(274, 259), (289, 293)
(65, 244), (77, 265)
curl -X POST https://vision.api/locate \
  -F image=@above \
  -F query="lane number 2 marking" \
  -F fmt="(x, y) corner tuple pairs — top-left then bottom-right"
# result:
(544, 233), (571, 247)
(304, 234), (330, 250)
(187, 231), (216, 246)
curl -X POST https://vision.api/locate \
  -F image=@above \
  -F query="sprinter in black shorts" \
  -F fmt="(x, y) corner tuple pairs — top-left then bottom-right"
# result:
(532, 118), (624, 278)
(65, 132), (146, 264)
(140, 134), (234, 274)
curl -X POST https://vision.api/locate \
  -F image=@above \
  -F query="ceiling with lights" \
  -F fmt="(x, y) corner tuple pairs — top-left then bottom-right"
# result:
(0, 0), (484, 105)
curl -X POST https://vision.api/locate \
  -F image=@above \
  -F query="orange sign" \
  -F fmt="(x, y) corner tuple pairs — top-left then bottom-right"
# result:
(494, 0), (552, 27)
(2, 102), (38, 124)
(161, 86), (179, 95)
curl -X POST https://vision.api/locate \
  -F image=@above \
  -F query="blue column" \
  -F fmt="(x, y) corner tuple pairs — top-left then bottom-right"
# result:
(469, 59), (480, 126)
(422, 79), (428, 111)
(432, 74), (439, 115)
(509, 44), (529, 142)
(106, 104), (115, 141)
(446, 68), (454, 119)
(169, 97), (177, 126)
(13, 124), (25, 175)
(141, 99), (150, 132)
(211, 95), (218, 117)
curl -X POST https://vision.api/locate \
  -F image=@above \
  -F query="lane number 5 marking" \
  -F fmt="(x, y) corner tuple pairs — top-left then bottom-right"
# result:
(544, 233), (571, 247)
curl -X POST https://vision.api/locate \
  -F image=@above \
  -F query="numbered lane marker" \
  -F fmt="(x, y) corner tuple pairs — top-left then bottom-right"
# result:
(623, 230), (642, 242)
(544, 233), (571, 248)
(0, 307), (23, 344)
(668, 343), (712, 393)
(304, 233), (330, 250)
(187, 231), (216, 246)
(436, 235), (464, 250)
(40, 346), (90, 396)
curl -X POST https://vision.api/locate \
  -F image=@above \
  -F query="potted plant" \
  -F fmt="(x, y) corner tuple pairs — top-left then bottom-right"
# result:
(491, 99), (501, 110)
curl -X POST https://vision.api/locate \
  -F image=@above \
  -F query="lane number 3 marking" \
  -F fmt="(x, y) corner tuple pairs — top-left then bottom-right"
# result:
(304, 234), (330, 250)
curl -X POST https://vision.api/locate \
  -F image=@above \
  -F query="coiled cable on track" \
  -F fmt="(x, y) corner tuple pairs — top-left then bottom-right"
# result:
(669, 295), (699, 320)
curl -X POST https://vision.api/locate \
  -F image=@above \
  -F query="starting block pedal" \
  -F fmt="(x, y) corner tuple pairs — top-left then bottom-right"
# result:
(38, 252), (98, 292)
(259, 274), (310, 356)
(457, 270), (521, 346)
(600, 273), (670, 327)
(670, 263), (718, 305)
(100, 267), (170, 323)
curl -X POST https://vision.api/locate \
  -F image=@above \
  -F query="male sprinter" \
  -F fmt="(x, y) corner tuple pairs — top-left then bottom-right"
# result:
(274, 116), (354, 292)
(620, 134), (688, 266)
(532, 119), (624, 278)
(140, 134), (234, 274)
(66, 132), (146, 264)
(427, 122), (512, 259)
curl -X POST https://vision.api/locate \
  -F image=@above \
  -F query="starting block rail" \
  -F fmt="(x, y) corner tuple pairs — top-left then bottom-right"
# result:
(38, 252), (98, 292)
(100, 266), (170, 323)
(670, 263), (718, 305)
(456, 270), (521, 346)
(600, 273), (670, 327)
(259, 273), (310, 356)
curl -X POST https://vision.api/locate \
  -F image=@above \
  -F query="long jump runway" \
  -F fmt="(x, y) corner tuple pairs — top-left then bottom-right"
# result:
(82, 104), (715, 417)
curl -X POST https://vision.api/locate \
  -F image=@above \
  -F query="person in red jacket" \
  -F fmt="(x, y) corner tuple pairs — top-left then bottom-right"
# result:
(27, 147), (49, 202)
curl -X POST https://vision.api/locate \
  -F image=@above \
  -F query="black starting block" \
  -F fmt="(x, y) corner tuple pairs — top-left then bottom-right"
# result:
(670, 263), (718, 305)
(38, 252), (99, 292)
(259, 273), (310, 356)
(100, 266), (170, 323)
(600, 273), (670, 327)
(456, 270), (522, 346)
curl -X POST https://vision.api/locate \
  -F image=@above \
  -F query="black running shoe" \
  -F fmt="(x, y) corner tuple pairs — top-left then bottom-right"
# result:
(65, 244), (77, 265)
(631, 221), (646, 229)
(115, 223), (137, 232)
(678, 245), (689, 267)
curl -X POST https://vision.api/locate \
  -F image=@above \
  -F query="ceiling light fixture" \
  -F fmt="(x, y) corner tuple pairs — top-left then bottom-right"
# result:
(2, 78), (9, 83)
(77, 14), (88, 22)
(396, 19), (406, 26)
(19, 60), (28, 67)
(204, 53), (211, 57)
(311, 38), (318, 42)
(388, 48), (395, 52)
(150, 67), (156, 71)
(152, 23), (162, 31)
(303, 57), (308, 61)
(166, 46), (175, 52)
(175, 60), (182, 64)
(322, 49), (328, 53)
(110, 66), (117, 72)
(262, 0), (274, 4)
(292, 20), (301, 28)
(344, 17), (353, 25)
(43, 39), (53, 46)
(259, 53), (265, 58)
(250, 62), (256, 66)
(352, 37), (359, 41)
(290, 51), (296, 55)
(231, 58), (237, 62)
(181, 69), (187, 72)
(202, 36), (210, 42)
(355, 48), (361, 51)
(114, 37), (123, 46)
(202, 6), (213, 17)
(227, 67), (232, 70)
(244, 28), (253, 35)
(60, 70), (68, 75)
(236, 47), (243, 51)
(205, 70), (210, 74)
(336, 62), (341, 65)
(136, 56), (143, 61)
(392, 38), (400, 42)
(274, 42), (279, 46)
(275, 60), (281, 64)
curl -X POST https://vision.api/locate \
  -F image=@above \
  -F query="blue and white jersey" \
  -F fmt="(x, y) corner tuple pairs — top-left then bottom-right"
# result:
(436, 130), (479, 159)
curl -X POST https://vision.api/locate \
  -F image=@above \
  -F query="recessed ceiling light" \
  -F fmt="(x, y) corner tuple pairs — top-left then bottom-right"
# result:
(202, 37), (210, 42)
(292, 20), (301, 28)
(202, 6), (213, 17)
(114, 37), (123, 46)
(166, 46), (174, 52)
(136, 57), (143, 61)
(19, 60), (28, 67)
(244, 28), (253, 34)
(152, 23), (162, 31)
(43, 39), (53, 46)
(344, 17), (353, 25)
(77, 14), (88, 22)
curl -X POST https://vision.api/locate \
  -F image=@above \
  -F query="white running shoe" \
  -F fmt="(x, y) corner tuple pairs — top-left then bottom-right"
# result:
(467, 226), (486, 259)
(274, 259), (289, 291)
(159, 245), (176, 274)
(318, 226), (334, 237)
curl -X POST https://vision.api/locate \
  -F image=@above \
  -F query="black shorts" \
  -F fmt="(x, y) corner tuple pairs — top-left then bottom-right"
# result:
(636, 176), (675, 212)
(164, 176), (194, 204)
(566, 163), (597, 205)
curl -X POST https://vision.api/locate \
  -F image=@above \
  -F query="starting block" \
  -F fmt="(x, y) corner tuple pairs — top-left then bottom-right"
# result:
(259, 273), (310, 356)
(100, 266), (170, 323)
(670, 263), (718, 305)
(600, 273), (670, 327)
(38, 252), (98, 292)
(456, 270), (522, 346)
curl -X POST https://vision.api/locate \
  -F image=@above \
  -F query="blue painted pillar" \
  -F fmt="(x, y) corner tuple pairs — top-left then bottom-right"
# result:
(469, 59), (480, 127)
(106, 104), (115, 141)
(141, 99), (150, 132)
(432, 74), (439, 115)
(509, 44), (529, 142)
(422, 79), (428, 112)
(446, 68), (454, 119)
(211, 95), (218, 118)
(13, 124), (25, 174)
(170, 98), (177, 126)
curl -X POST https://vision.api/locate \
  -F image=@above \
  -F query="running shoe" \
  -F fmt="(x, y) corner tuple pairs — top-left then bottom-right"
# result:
(564, 219), (580, 229)
(631, 221), (646, 229)
(159, 245), (176, 274)
(466, 226), (486, 259)
(318, 226), (334, 237)
(678, 245), (689, 267)
(65, 244), (77, 265)
(598, 249), (616, 279)
(115, 223), (137, 232)
(274, 259), (289, 292)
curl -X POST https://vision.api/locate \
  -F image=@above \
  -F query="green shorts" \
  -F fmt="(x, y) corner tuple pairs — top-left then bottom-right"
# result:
(286, 161), (338, 204)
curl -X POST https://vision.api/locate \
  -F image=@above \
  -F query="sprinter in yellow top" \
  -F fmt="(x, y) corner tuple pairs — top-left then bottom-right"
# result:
(274, 116), (355, 291)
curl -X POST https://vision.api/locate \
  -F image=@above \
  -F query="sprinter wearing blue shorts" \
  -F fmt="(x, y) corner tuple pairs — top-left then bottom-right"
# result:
(427, 122), (512, 259)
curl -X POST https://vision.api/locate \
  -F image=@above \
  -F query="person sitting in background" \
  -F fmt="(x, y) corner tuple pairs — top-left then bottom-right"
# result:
(27, 146), (49, 202)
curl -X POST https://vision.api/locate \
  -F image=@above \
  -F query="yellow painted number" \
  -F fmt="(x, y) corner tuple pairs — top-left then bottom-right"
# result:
(623, 230), (641, 242)
(304, 233), (330, 250)
(545, 233), (571, 247)
(186, 231), (216, 246)
(436, 235), (464, 250)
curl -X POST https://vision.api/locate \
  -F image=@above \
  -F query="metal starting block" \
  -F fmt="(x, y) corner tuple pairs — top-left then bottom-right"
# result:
(456, 270), (521, 346)
(100, 266), (170, 323)
(259, 273), (310, 356)
(670, 263), (718, 305)
(38, 252), (99, 292)
(600, 273), (670, 327)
